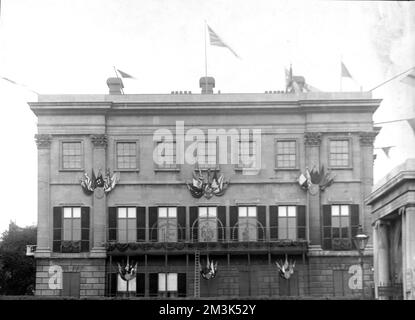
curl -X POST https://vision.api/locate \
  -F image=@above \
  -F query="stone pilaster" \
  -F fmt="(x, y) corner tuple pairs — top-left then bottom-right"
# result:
(359, 131), (378, 241)
(403, 205), (415, 300)
(90, 134), (107, 257)
(376, 221), (390, 299)
(304, 132), (322, 248)
(34, 134), (52, 257)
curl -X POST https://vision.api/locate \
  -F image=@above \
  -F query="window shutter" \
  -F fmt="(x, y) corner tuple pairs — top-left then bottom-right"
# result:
(350, 204), (360, 248)
(178, 273), (187, 297)
(107, 273), (117, 297)
(80, 207), (90, 252)
(136, 207), (146, 241)
(53, 207), (62, 252)
(149, 273), (158, 297)
(297, 205), (306, 240)
(257, 206), (266, 240)
(189, 206), (198, 242)
(149, 207), (158, 241)
(135, 273), (145, 297)
(229, 206), (238, 241)
(177, 206), (186, 241)
(217, 206), (226, 241)
(108, 207), (117, 241)
(269, 206), (278, 240)
(322, 205), (332, 250)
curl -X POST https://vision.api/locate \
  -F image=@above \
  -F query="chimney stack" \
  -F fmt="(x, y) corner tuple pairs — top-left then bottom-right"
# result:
(199, 76), (215, 94)
(106, 77), (124, 94)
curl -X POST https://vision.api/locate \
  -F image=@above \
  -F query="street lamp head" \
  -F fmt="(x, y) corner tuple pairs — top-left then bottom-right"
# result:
(353, 225), (369, 252)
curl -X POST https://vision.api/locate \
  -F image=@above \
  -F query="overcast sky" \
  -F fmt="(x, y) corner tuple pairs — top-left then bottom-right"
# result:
(0, 0), (414, 233)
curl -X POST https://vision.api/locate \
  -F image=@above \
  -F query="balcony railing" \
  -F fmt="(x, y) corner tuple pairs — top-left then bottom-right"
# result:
(105, 226), (308, 254)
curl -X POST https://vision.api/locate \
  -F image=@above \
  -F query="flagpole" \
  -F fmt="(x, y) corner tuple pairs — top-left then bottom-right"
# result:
(204, 21), (208, 92)
(113, 66), (124, 94)
(340, 56), (342, 92)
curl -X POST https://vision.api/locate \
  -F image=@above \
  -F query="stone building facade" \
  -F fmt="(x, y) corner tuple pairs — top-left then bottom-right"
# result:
(366, 158), (415, 300)
(29, 77), (380, 298)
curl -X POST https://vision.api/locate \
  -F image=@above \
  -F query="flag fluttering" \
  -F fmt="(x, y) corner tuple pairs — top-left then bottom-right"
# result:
(207, 25), (240, 59)
(381, 146), (393, 158)
(341, 62), (352, 78)
(117, 69), (135, 79)
(407, 118), (415, 134)
(400, 68), (415, 87)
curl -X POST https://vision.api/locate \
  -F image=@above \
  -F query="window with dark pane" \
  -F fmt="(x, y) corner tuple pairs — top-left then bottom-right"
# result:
(156, 140), (177, 169)
(117, 207), (137, 242)
(331, 205), (351, 250)
(196, 140), (217, 169)
(276, 140), (296, 168)
(238, 206), (257, 241)
(63, 207), (81, 241)
(62, 142), (82, 169)
(329, 140), (349, 167)
(158, 207), (177, 242)
(237, 139), (257, 169)
(116, 142), (137, 169)
(278, 206), (297, 240)
(198, 207), (217, 242)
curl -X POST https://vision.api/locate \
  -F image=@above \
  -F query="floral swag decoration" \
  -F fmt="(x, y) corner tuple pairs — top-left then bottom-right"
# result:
(200, 256), (218, 280)
(80, 168), (119, 195)
(187, 168), (229, 199)
(275, 254), (296, 280)
(297, 165), (335, 195)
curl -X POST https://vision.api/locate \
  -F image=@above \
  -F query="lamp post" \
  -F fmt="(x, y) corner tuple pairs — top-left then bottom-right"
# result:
(353, 225), (369, 299)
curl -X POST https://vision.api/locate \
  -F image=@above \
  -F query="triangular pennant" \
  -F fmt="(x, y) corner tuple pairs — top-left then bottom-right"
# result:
(341, 62), (352, 78)
(407, 118), (415, 134)
(381, 146), (393, 158)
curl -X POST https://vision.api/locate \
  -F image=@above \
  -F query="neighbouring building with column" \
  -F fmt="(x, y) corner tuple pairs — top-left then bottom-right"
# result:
(366, 158), (415, 300)
(29, 76), (380, 298)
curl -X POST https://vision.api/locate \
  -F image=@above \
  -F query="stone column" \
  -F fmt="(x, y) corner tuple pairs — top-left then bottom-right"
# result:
(304, 132), (322, 249)
(377, 221), (390, 299)
(403, 205), (415, 300)
(90, 134), (107, 257)
(373, 222), (379, 298)
(359, 131), (378, 243)
(34, 134), (52, 257)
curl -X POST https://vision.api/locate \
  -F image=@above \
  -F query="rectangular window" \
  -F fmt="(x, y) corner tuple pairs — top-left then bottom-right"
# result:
(62, 142), (82, 169)
(237, 139), (257, 169)
(158, 207), (177, 242)
(158, 273), (178, 296)
(276, 140), (297, 168)
(117, 274), (136, 292)
(238, 206), (257, 241)
(117, 208), (137, 243)
(198, 207), (217, 242)
(278, 206), (297, 240)
(329, 140), (350, 167)
(332, 205), (350, 239)
(116, 142), (138, 170)
(155, 140), (177, 169)
(197, 140), (217, 169)
(63, 207), (81, 241)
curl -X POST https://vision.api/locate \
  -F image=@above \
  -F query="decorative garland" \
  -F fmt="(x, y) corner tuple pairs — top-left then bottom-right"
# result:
(275, 254), (296, 280)
(187, 168), (229, 199)
(80, 168), (119, 195)
(297, 165), (335, 195)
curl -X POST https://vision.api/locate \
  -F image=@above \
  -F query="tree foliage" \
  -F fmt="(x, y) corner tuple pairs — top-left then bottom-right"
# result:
(0, 222), (37, 295)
